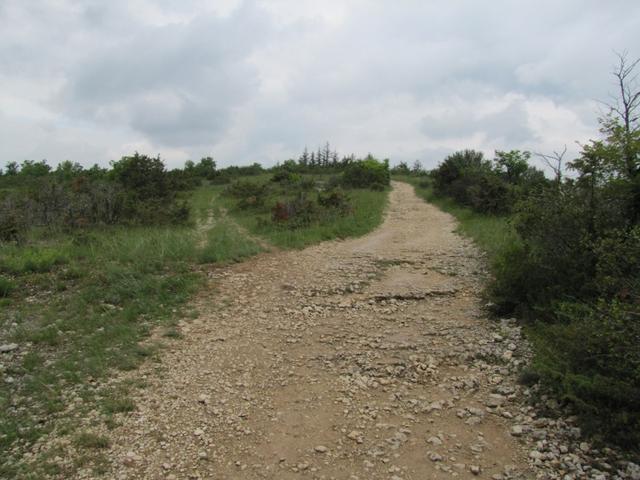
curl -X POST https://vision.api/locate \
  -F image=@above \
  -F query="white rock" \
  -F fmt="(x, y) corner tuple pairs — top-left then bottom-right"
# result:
(0, 344), (18, 353)
(429, 452), (443, 462)
(627, 462), (640, 480)
(529, 450), (542, 460)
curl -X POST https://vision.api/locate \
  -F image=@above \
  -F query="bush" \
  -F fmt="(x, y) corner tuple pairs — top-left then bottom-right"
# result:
(271, 170), (301, 185)
(299, 178), (316, 191)
(224, 180), (269, 210)
(110, 153), (168, 201)
(0, 153), (193, 233)
(431, 149), (546, 215)
(490, 185), (637, 315)
(0, 208), (24, 243)
(271, 189), (353, 230)
(271, 194), (317, 228)
(317, 188), (352, 215)
(530, 301), (640, 447)
(342, 155), (390, 189)
(484, 110), (640, 450)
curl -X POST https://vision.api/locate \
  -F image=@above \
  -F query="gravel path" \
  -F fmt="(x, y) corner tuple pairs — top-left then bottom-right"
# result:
(65, 182), (637, 480)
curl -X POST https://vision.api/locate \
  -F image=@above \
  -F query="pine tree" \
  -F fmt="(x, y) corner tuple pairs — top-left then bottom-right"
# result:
(299, 147), (310, 168)
(322, 142), (331, 168)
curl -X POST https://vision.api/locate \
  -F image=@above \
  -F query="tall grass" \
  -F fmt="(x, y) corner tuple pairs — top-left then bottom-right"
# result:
(198, 220), (262, 263)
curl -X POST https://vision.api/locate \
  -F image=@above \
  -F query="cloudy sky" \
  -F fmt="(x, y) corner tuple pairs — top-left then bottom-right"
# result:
(1, 1), (639, 170)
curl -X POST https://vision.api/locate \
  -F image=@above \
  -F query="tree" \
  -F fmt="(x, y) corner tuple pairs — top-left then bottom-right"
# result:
(184, 160), (195, 172)
(110, 152), (168, 200)
(5, 161), (18, 176)
(535, 146), (566, 187)
(605, 52), (640, 179)
(20, 159), (51, 176)
(392, 161), (410, 175)
(322, 142), (331, 167)
(55, 160), (84, 180)
(299, 147), (310, 167)
(494, 150), (530, 184)
(195, 156), (216, 178)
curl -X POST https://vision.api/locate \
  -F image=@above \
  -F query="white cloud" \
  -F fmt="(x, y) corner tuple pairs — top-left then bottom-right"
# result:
(0, 0), (639, 169)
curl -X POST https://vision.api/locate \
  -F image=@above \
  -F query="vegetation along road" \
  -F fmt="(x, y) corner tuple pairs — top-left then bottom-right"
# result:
(27, 181), (630, 480)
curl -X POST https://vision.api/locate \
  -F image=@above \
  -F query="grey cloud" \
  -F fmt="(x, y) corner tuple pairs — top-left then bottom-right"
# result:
(1, 0), (639, 168)
(421, 99), (534, 145)
(61, 2), (267, 147)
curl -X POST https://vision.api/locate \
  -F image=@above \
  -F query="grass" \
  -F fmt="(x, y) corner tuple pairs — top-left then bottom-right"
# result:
(0, 175), (389, 478)
(73, 432), (111, 450)
(101, 396), (136, 415)
(0, 220), (263, 478)
(213, 175), (389, 249)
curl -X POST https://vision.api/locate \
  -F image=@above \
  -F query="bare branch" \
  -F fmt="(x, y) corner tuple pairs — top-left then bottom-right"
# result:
(534, 146), (566, 185)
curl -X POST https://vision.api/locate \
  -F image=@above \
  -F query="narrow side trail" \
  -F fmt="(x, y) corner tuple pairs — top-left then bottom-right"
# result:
(97, 182), (535, 479)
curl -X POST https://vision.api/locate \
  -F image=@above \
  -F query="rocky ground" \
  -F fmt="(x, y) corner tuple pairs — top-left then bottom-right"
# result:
(28, 182), (639, 479)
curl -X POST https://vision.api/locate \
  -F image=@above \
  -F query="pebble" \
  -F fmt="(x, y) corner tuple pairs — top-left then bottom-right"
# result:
(429, 452), (443, 462)
(0, 344), (18, 353)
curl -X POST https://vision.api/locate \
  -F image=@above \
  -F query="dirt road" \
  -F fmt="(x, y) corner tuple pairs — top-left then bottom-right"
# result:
(91, 182), (536, 479)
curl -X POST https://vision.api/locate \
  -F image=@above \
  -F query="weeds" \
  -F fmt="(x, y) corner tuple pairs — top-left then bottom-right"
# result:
(198, 221), (262, 264)
(73, 432), (111, 450)
(0, 275), (14, 297)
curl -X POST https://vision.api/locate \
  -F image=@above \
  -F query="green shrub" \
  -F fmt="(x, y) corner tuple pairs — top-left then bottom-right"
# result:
(271, 194), (318, 228)
(431, 149), (547, 215)
(271, 170), (301, 185)
(110, 153), (168, 201)
(299, 178), (316, 191)
(342, 155), (390, 189)
(490, 185), (638, 315)
(0, 210), (23, 243)
(224, 180), (269, 210)
(530, 301), (640, 447)
(317, 188), (352, 215)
